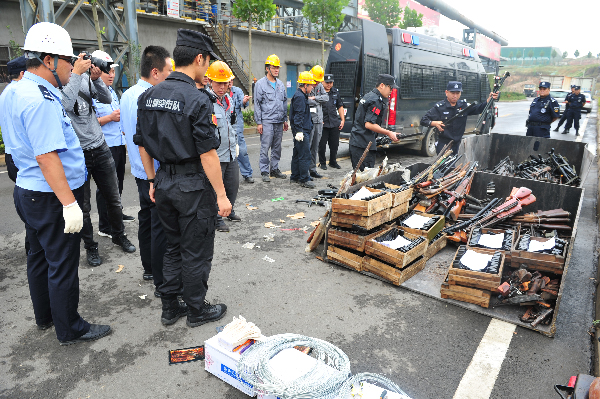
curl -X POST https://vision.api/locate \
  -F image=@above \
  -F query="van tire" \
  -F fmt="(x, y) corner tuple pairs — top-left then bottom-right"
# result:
(420, 128), (437, 157)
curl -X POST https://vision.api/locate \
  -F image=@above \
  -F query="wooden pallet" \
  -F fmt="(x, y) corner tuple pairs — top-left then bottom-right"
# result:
(327, 225), (391, 252)
(441, 281), (492, 308)
(511, 233), (567, 275)
(362, 255), (426, 286)
(425, 234), (447, 260)
(331, 208), (391, 230)
(448, 246), (505, 291)
(365, 229), (427, 268)
(399, 212), (445, 242)
(467, 228), (514, 263)
(326, 245), (364, 272)
(332, 187), (391, 216)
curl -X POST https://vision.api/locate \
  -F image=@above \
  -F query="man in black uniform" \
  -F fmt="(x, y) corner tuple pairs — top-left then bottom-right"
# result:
(349, 74), (400, 171)
(420, 81), (498, 155)
(525, 81), (560, 138)
(563, 85), (586, 136)
(318, 73), (345, 170)
(553, 85), (575, 132)
(135, 29), (231, 328)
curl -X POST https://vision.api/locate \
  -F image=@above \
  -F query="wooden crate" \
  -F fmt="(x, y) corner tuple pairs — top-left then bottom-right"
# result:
(511, 233), (567, 275)
(331, 208), (390, 230)
(332, 187), (392, 216)
(398, 212), (445, 242)
(362, 255), (426, 286)
(364, 228), (427, 268)
(425, 234), (447, 260)
(467, 228), (514, 262)
(326, 245), (364, 272)
(384, 184), (413, 207)
(448, 246), (505, 291)
(441, 281), (492, 308)
(389, 200), (410, 221)
(327, 225), (391, 252)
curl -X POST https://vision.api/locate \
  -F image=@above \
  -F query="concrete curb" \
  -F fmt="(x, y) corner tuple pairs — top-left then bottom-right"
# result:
(595, 99), (600, 376)
(243, 126), (259, 137)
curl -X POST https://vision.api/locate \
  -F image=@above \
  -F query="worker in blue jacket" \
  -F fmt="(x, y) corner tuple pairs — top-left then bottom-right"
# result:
(290, 71), (316, 188)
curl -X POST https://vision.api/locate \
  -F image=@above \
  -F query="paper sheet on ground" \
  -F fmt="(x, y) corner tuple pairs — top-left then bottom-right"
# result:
(350, 186), (373, 201)
(403, 214), (431, 229)
(379, 235), (411, 250)
(528, 237), (555, 252)
(460, 250), (493, 271)
(478, 233), (504, 249)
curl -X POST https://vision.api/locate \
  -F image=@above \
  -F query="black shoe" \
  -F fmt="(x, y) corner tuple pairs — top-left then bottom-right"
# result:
(227, 213), (242, 222)
(310, 171), (323, 179)
(122, 214), (135, 222)
(243, 176), (255, 184)
(187, 301), (227, 327)
(553, 128), (559, 132)
(143, 273), (153, 281)
(319, 163), (327, 170)
(575, 130), (580, 136)
(113, 234), (136, 253)
(216, 220), (230, 232)
(270, 169), (287, 179)
(290, 178), (299, 184)
(86, 246), (102, 267)
(299, 180), (316, 188)
(329, 162), (342, 169)
(261, 172), (271, 182)
(154, 289), (161, 298)
(59, 324), (111, 346)
(161, 297), (188, 325)
(561, 130), (569, 134)
(37, 321), (54, 330)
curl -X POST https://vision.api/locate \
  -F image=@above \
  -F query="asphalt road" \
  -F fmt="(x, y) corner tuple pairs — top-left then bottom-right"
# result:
(0, 100), (597, 399)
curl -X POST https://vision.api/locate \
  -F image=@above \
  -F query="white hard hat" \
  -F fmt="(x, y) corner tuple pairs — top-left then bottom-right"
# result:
(91, 50), (119, 69)
(23, 22), (75, 58)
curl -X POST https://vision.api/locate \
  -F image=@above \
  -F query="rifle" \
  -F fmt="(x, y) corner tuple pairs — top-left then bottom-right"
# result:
(440, 162), (478, 221)
(477, 187), (536, 228)
(432, 101), (479, 136)
(444, 198), (502, 243)
(471, 71), (510, 134)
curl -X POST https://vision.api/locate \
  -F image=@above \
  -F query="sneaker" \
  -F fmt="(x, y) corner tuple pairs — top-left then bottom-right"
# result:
(270, 169), (287, 179)
(59, 324), (111, 346)
(299, 180), (316, 188)
(319, 163), (327, 170)
(122, 214), (135, 222)
(217, 220), (230, 232)
(243, 176), (255, 184)
(553, 127), (559, 132)
(161, 298), (188, 325)
(143, 273), (153, 281)
(37, 321), (54, 330)
(97, 230), (112, 238)
(112, 234), (136, 253)
(290, 178), (299, 184)
(310, 171), (323, 179)
(187, 300), (227, 327)
(575, 130), (580, 136)
(227, 213), (242, 222)
(329, 162), (342, 169)
(261, 172), (271, 182)
(561, 130), (569, 134)
(86, 246), (102, 266)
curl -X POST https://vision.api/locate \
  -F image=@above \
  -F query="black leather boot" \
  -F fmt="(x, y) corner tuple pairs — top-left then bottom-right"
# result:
(161, 297), (187, 325)
(187, 301), (227, 327)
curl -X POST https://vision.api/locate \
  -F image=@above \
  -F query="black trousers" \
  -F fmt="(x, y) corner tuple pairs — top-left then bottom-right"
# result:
(154, 168), (217, 312)
(349, 145), (376, 171)
(526, 126), (551, 138)
(14, 186), (90, 342)
(97, 145), (126, 234)
(564, 109), (582, 131)
(217, 160), (239, 222)
(556, 108), (569, 128)
(81, 142), (124, 249)
(290, 131), (311, 182)
(436, 137), (460, 156)
(319, 126), (340, 165)
(136, 178), (166, 288)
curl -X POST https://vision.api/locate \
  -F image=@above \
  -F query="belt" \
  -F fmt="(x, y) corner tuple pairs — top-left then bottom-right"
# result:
(528, 121), (550, 127)
(160, 162), (203, 175)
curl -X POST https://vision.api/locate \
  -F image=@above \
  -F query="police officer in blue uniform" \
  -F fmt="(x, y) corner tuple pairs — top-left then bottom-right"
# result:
(421, 81), (498, 155)
(553, 85), (575, 132)
(135, 29), (231, 328)
(7, 22), (110, 345)
(563, 85), (587, 136)
(526, 81), (560, 138)
(318, 73), (345, 170)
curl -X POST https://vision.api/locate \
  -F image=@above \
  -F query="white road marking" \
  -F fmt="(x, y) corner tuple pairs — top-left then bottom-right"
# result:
(453, 319), (516, 399)
(576, 115), (589, 143)
(0, 171), (7, 174)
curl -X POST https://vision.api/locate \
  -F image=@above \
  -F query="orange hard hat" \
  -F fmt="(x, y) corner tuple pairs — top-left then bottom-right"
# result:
(206, 61), (235, 82)
(265, 54), (281, 67)
(310, 65), (324, 82)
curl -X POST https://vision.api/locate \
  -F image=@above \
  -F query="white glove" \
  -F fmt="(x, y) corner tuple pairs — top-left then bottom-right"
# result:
(295, 132), (304, 141)
(236, 144), (239, 157)
(63, 201), (84, 234)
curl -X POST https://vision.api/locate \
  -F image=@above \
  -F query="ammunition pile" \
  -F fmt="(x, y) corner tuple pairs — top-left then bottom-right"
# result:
(469, 228), (513, 251)
(452, 246), (501, 275)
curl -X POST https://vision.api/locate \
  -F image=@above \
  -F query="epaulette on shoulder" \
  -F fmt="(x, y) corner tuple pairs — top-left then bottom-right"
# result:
(435, 101), (444, 107)
(38, 85), (54, 101)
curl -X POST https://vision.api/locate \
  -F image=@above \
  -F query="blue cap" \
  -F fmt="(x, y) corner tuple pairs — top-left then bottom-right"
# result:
(447, 81), (462, 92)
(539, 81), (551, 89)
(571, 84), (575, 89)
(573, 85), (581, 90)
(7, 56), (27, 75)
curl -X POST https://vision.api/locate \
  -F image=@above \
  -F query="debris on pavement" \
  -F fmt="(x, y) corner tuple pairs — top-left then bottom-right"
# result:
(263, 234), (275, 242)
(169, 345), (205, 364)
(262, 255), (275, 263)
(271, 197), (285, 202)
(139, 294), (147, 299)
(116, 264), (125, 273)
(264, 222), (282, 228)
(242, 242), (256, 249)
(246, 203), (258, 210)
(287, 212), (305, 220)
(310, 220), (320, 227)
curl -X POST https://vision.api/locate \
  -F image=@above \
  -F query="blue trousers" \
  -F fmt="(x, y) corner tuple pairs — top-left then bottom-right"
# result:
(14, 185), (90, 342)
(526, 126), (550, 138)
(564, 109), (581, 131)
(291, 131), (311, 182)
(235, 125), (253, 178)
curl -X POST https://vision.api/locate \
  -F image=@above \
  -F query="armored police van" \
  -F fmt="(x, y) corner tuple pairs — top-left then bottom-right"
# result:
(326, 19), (491, 156)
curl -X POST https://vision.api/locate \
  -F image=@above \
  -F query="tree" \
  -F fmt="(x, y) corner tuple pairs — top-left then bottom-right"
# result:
(562, 51), (568, 59)
(303, 0), (346, 66)
(399, 6), (423, 29)
(508, 51), (514, 64)
(597, 53), (600, 59)
(574, 49), (580, 58)
(551, 49), (557, 59)
(527, 49), (534, 65)
(587, 51), (592, 58)
(232, 0), (277, 97)
(539, 50), (545, 65)
(363, 0), (402, 28)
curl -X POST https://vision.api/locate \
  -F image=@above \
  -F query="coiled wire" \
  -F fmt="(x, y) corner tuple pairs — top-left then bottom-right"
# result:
(340, 373), (412, 398)
(237, 333), (351, 399)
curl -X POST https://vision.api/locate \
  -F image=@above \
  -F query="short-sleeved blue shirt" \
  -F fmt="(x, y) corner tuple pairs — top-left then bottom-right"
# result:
(0, 80), (18, 155)
(94, 86), (124, 147)
(5, 72), (86, 192)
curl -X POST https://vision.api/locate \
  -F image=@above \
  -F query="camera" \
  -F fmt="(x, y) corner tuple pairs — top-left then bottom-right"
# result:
(81, 51), (112, 74)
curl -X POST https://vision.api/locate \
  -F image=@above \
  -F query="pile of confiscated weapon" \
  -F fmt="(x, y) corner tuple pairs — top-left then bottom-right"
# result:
(486, 149), (581, 186)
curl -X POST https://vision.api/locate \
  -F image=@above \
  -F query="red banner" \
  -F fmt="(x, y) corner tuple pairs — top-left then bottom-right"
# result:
(357, 0), (440, 27)
(475, 34), (501, 61)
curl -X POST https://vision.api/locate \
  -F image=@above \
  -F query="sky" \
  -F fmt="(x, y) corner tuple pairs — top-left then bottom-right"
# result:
(434, 0), (600, 57)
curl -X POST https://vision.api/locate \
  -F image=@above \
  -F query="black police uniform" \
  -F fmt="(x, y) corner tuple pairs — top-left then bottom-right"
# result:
(564, 92), (586, 133)
(526, 96), (560, 138)
(554, 91), (573, 130)
(135, 70), (220, 313)
(290, 87), (313, 183)
(349, 88), (387, 171)
(319, 81), (344, 167)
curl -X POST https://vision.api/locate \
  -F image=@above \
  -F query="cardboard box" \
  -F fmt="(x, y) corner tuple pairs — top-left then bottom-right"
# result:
(205, 335), (256, 397)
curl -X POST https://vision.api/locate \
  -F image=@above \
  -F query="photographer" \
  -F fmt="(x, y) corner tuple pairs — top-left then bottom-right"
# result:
(61, 51), (136, 267)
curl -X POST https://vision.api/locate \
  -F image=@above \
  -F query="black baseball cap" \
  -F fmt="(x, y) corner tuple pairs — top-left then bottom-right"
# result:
(539, 81), (551, 89)
(447, 81), (462, 92)
(323, 73), (334, 82)
(7, 56), (27, 75)
(573, 85), (581, 90)
(377, 74), (398, 89)
(176, 29), (220, 61)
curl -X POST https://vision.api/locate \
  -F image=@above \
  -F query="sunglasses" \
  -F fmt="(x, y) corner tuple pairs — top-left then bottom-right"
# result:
(57, 55), (78, 65)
